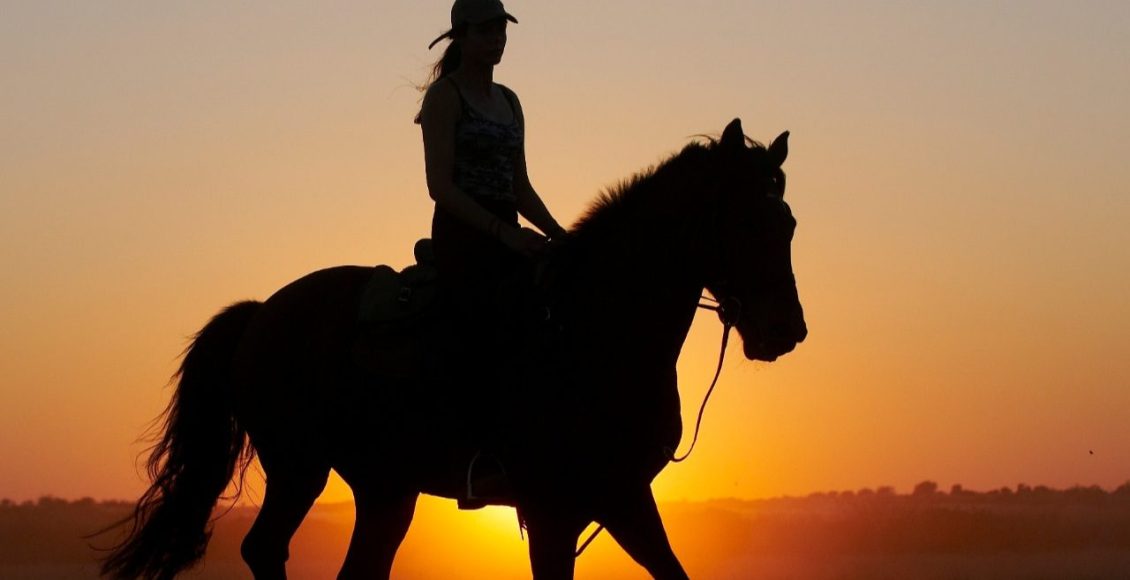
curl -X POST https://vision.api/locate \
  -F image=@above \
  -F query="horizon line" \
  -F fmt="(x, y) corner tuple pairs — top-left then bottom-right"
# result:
(8, 480), (1130, 507)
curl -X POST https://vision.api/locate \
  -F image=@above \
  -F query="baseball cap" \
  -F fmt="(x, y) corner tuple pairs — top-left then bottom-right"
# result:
(428, 0), (518, 49)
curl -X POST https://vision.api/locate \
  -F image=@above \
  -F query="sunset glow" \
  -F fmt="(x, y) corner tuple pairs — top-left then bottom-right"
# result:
(2, 1), (1129, 577)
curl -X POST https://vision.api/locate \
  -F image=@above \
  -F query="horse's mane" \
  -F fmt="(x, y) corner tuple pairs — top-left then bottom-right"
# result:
(571, 141), (712, 242)
(570, 136), (769, 244)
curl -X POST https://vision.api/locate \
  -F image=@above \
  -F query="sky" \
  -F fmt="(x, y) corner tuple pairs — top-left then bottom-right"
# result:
(2, 0), (1129, 512)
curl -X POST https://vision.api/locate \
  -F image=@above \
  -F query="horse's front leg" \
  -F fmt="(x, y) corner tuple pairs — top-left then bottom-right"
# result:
(597, 486), (688, 580)
(521, 504), (587, 580)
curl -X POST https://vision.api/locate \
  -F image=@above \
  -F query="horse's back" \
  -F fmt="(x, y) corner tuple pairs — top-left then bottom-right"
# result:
(231, 265), (372, 448)
(243, 264), (371, 353)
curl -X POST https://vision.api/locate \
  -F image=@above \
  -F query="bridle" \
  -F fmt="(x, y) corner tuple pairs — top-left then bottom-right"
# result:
(661, 190), (749, 464)
(669, 195), (797, 465)
(665, 188), (792, 464)
(697, 292), (743, 326)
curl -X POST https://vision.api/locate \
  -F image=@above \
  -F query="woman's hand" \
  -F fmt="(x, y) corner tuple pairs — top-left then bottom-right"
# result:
(545, 224), (568, 243)
(499, 226), (547, 257)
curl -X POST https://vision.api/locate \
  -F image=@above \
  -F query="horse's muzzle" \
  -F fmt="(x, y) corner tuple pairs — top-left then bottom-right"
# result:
(743, 338), (797, 362)
(739, 314), (806, 362)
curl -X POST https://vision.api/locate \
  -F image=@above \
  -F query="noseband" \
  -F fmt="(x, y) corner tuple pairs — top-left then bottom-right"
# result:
(698, 293), (742, 327)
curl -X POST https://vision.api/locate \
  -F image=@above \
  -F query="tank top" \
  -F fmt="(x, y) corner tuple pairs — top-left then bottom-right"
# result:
(449, 78), (523, 204)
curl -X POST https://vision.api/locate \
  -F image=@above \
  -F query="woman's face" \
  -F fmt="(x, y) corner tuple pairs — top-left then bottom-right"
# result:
(462, 18), (508, 66)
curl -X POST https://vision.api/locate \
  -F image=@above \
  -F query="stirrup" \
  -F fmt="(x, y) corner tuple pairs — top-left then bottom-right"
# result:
(459, 451), (511, 510)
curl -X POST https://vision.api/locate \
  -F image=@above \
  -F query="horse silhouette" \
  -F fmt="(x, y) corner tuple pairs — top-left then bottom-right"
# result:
(102, 119), (806, 580)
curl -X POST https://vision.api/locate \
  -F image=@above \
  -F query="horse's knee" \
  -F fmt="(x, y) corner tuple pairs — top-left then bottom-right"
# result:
(240, 532), (288, 579)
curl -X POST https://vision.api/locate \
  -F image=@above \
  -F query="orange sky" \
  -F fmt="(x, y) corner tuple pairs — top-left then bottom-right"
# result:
(2, 1), (1129, 515)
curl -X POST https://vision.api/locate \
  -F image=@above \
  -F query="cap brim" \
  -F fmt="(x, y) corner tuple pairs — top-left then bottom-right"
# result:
(428, 30), (453, 50)
(466, 12), (518, 25)
(428, 13), (518, 49)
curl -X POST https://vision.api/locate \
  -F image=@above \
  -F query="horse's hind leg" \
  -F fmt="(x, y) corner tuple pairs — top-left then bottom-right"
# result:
(597, 487), (688, 580)
(337, 489), (417, 579)
(240, 462), (330, 579)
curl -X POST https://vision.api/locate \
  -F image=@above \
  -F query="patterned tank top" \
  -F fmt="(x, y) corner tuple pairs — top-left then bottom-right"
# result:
(450, 79), (523, 204)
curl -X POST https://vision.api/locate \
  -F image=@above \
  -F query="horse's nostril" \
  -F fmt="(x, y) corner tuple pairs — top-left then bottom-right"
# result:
(776, 319), (807, 344)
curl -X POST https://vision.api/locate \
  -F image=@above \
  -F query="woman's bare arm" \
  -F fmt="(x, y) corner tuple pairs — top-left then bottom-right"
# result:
(507, 90), (567, 238)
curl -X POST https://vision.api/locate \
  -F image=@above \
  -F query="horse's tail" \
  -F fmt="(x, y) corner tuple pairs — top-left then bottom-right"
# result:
(101, 300), (262, 580)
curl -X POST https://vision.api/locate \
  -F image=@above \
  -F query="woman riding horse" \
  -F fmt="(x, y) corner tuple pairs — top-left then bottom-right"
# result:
(418, 0), (568, 507)
(101, 118), (804, 580)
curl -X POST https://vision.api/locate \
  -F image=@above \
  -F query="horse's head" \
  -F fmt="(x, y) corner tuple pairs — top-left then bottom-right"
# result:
(704, 119), (807, 362)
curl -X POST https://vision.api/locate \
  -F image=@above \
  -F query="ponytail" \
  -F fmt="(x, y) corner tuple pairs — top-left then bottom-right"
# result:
(415, 29), (466, 124)
(430, 40), (462, 85)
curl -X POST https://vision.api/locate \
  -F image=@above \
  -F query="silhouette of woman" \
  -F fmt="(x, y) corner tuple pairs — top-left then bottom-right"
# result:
(419, 0), (565, 278)
(416, 0), (566, 507)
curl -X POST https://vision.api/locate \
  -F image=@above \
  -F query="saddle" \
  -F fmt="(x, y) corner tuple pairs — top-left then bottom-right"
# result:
(353, 239), (443, 379)
(352, 237), (565, 381)
(357, 239), (439, 322)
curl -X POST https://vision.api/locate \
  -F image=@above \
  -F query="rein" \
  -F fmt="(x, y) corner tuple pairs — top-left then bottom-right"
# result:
(667, 294), (741, 463)
(575, 293), (740, 558)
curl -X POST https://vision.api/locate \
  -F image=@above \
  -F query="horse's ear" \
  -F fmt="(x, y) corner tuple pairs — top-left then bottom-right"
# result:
(720, 118), (744, 148)
(768, 131), (789, 166)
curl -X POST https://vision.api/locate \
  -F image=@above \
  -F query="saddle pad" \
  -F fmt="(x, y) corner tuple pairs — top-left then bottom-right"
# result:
(357, 263), (439, 324)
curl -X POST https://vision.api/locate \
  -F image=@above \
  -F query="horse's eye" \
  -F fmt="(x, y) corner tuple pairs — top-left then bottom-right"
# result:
(771, 174), (786, 196)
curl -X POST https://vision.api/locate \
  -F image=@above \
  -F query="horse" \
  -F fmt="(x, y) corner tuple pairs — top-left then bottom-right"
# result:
(102, 118), (806, 580)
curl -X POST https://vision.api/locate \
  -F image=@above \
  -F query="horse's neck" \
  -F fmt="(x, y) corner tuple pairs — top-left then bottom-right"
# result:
(566, 199), (711, 365)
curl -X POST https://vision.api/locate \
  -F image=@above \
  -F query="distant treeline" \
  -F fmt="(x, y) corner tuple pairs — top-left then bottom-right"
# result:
(797, 480), (1130, 505)
(4, 483), (1130, 579)
(666, 481), (1130, 557)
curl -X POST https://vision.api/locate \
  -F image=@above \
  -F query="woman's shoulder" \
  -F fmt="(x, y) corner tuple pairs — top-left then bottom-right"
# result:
(419, 78), (461, 123)
(495, 83), (520, 103)
(423, 77), (460, 104)
(495, 83), (523, 122)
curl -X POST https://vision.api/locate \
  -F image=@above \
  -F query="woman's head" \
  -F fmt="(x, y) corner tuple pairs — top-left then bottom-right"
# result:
(420, 0), (516, 86)
(428, 0), (517, 49)
(417, 0), (517, 116)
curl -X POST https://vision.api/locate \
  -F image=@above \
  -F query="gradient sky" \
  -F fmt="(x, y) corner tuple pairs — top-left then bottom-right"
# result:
(2, 1), (1128, 508)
